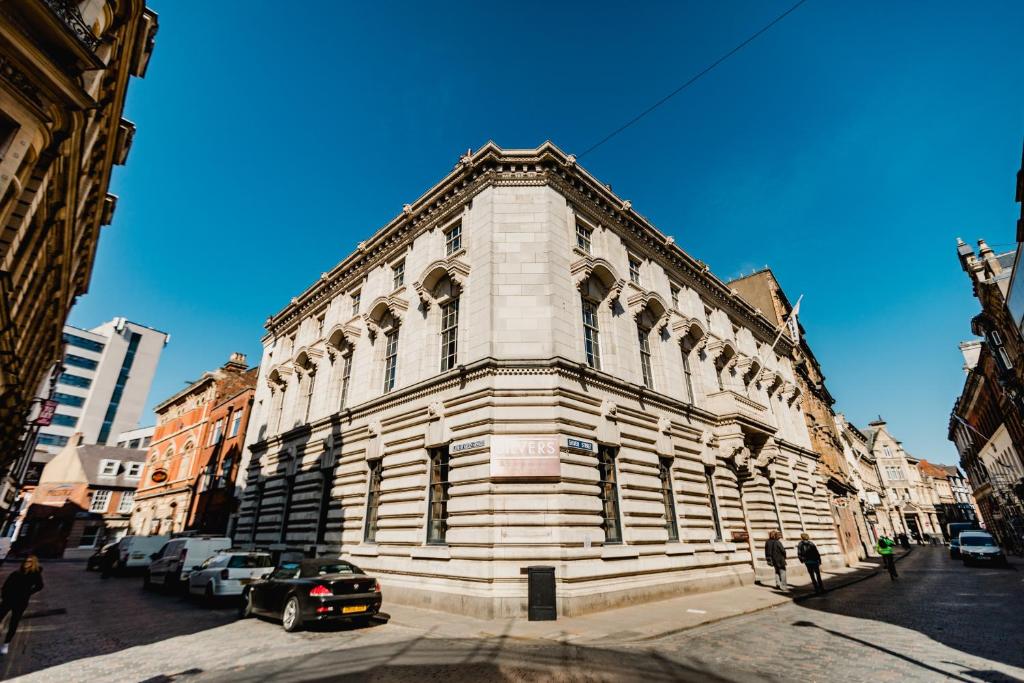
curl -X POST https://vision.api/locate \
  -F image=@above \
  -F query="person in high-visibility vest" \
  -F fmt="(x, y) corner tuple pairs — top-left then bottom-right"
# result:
(877, 535), (898, 580)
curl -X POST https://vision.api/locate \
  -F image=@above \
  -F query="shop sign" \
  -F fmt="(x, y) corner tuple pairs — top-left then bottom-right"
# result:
(490, 435), (560, 480)
(33, 400), (57, 426)
(151, 469), (168, 483)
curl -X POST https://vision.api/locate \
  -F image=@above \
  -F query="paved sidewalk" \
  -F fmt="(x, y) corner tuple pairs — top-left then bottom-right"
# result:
(381, 550), (911, 646)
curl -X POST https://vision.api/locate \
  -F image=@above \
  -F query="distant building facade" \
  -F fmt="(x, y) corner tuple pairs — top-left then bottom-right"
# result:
(14, 434), (145, 556)
(730, 269), (869, 563)
(36, 318), (167, 453)
(834, 414), (896, 544)
(866, 419), (941, 540)
(234, 142), (845, 618)
(130, 354), (252, 536)
(0, 1), (157, 476)
(115, 425), (154, 450)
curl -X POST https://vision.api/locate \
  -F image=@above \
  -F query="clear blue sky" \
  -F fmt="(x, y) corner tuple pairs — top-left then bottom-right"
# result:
(72, 1), (1024, 465)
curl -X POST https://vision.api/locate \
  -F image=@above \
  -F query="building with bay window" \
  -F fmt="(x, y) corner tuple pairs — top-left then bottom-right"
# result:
(235, 142), (844, 617)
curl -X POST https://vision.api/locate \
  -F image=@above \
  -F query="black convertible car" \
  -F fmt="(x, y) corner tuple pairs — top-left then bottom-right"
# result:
(239, 558), (382, 632)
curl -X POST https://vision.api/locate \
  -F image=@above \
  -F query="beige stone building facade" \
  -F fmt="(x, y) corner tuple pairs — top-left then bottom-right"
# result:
(865, 419), (942, 540)
(235, 143), (845, 618)
(0, 1), (156, 473)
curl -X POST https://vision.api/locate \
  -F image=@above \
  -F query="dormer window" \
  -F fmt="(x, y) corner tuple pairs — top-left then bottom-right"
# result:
(392, 260), (405, 290)
(126, 462), (143, 479)
(99, 459), (119, 476)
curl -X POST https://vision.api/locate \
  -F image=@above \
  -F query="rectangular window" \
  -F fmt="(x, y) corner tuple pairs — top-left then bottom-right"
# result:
(51, 413), (78, 427)
(628, 256), (642, 284)
(681, 345), (694, 403)
(90, 490), (111, 512)
(99, 459), (119, 476)
(126, 462), (143, 478)
(37, 434), (69, 447)
(886, 466), (904, 480)
(58, 373), (92, 389)
(351, 292), (361, 316)
(64, 354), (98, 370)
(79, 526), (101, 547)
(659, 458), (679, 541)
(303, 371), (316, 422)
(229, 410), (242, 437)
(597, 446), (623, 544)
(582, 298), (601, 369)
(426, 447), (451, 544)
(63, 333), (104, 353)
(210, 419), (224, 445)
(118, 490), (135, 514)
(364, 459), (383, 542)
(576, 223), (592, 253)
(883, 446), (893, 458)
(316, 466), (335, 545)
(445, 222), (462, 255)
(392, 261), (405, 289)
(53, 392), (85, 407)
(440, 298), (459, 371)
(280, 475), (295, 543)
(383, 329), (399, 393)
(706, 469), (724, 541)
(638, 326), (654, 389)
(316, 315), (325, 338)
(339, 352), (353, 409)
(670, 284), (680, 310)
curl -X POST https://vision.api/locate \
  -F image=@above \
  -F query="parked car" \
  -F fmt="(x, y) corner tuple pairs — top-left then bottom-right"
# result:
(947, 522), (979, 559)
(959, 531), (1007, 566)
(117, 535), (170, 573)
(187, 551), (274, 600)
(86, 542), (119, 571)
(239, 558), (382, 632)
(144, 536), (232, 591)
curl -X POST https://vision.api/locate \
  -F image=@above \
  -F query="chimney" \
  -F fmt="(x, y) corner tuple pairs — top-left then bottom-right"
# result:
(223, 352), (247, 372)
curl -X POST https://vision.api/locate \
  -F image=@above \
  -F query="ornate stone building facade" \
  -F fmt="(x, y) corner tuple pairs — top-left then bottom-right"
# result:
(235, 143), (844, 618)
(834, 413), (896, 544)
(866, 419), (941, 540)
(0, 1), (157, 473)
(730, 269), (868, 563)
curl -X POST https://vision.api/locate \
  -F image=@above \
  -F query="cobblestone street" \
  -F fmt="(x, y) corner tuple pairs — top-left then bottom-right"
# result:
(3, 547), (1023, 682)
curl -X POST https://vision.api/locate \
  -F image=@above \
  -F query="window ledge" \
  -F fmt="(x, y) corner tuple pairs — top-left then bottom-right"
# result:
(711, 541), (738, 553)
(665, 543), (697, 556)
(601, 545), (639, 560)
(410, 545), (451, 560)
(349, 545), (380, 557)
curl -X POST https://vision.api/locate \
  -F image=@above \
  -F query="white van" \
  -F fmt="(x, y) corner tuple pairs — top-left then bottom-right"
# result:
(144, 537), (232, 590)
(118, 535), (170, 572)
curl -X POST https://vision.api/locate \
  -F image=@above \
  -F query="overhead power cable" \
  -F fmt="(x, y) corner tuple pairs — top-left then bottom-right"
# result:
(578, 0), (810, 159)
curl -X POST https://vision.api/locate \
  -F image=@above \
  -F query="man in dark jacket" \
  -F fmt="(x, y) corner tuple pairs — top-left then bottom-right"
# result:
(797, 533), (824, 593)
(0, 555), (44, 655)
(764, 530), (788, 591)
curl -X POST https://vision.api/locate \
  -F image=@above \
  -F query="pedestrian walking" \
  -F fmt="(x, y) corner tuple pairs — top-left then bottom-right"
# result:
(764, 530), (788, 591)
(877, 535), (898, 580)
(797, 533), (824, 594)
(898, 532), (910, 549)
(0, 555), (44, 655)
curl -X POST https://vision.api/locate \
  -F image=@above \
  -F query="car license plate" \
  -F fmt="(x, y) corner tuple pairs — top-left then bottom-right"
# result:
(132, 553), (145, 558)
(342, 605), (367, 614)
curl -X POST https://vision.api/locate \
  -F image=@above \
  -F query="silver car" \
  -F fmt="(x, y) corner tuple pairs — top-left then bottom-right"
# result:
(959, 531), (1007, 566)
(187, 552), (274, 599)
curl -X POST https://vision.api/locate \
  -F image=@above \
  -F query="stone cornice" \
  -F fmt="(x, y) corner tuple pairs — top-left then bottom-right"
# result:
(261, 142), (793, 355)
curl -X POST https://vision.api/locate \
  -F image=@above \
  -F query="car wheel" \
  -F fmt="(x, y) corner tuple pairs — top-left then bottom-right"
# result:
(205, 582), (216, 604)
(282, 596), (303, 632)
(239, 590), (254, 618)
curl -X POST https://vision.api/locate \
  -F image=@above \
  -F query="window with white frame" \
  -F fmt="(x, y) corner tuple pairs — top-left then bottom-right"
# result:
(440, 298), (459, 371)
(581, 297), (601, 369)
(670, 284), (680, 310)
(339, 352), (353, 409)
(351, 291), (361, 316)
(885, 466), (904, 480)
(445, 222), (462, 255)
(229, 410), (242, 437)
(118, 490), (135, 513)
(90, 489), (111, 512)
(883, 445), (893, 458)
(210, 419), (224, 445)
(126, 462), (143, 479)
(638, 325), (654, 389)
(383, 329), (399, 393)
(576, 223), (593, 253)
(99, 459), (119, 477)
(628, 255), (642, 284)
(392, 260), (405, 290)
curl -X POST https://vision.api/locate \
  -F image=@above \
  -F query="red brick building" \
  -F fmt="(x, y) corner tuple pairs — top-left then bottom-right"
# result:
(187, 377), (256, 534)
(130, 354), (254, 535)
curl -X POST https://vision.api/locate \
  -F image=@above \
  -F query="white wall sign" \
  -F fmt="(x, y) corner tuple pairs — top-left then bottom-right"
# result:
(490, 435), (560, 480)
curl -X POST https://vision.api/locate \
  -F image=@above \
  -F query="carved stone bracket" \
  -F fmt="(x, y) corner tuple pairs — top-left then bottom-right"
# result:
(735, 355), (763, 385)
(759, 368), (783, 394)
(699, 431), (718, 468)
(363, 295), (410, 339)
(571, 256), (624, 309)
(626, 290), (671, 332)
(413, 257), (471, 308)
(754, 437), (782, 470)
(706, 338), (738, 370)
(266, 363), (294, 390)
(782, 381), (802, 405)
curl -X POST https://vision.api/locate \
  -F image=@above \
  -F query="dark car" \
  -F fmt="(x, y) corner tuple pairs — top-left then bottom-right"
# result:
(86, 542), (118, 571)
(239, 558), (382, 632)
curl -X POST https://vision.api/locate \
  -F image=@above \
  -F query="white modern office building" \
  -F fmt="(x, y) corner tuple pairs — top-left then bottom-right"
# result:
(37, 318), (168, 453)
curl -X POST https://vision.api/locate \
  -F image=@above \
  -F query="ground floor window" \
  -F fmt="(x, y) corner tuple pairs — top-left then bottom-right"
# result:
(316, 467), (335, 545)
(364, 459), (383, 542)
(706, 468), (723, 541)
(598, 446), (623, 544)
(659, 458), (679, 541)
(426, 447), (451, 544)
(79, 525), (102, 548)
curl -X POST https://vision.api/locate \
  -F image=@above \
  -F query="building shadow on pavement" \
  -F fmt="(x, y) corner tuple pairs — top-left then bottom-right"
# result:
(792, 547), (1024, 678)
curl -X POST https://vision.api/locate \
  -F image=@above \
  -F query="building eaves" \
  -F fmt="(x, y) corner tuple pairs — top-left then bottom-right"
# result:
(152, 371), (219, 413)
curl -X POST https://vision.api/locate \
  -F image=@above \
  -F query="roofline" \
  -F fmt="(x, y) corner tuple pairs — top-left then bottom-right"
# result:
(152, 373), (219, 413)
(260, 141), (791, 350)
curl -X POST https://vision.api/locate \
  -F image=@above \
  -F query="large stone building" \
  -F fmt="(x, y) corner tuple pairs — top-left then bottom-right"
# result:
(0, 1), (157, 475)
(730, 269), (868, 563)
(865, 418), (941, 540)
(131, 353), (253, 535)
(834, 413), (896, 544)
(234, 142), (845, 618)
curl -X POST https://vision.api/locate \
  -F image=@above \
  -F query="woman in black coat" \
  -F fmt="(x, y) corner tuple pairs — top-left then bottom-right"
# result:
(0, 555), (44, 655)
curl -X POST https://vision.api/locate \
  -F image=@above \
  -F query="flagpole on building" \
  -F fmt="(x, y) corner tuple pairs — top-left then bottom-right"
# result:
(768, 294), (803, 354)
